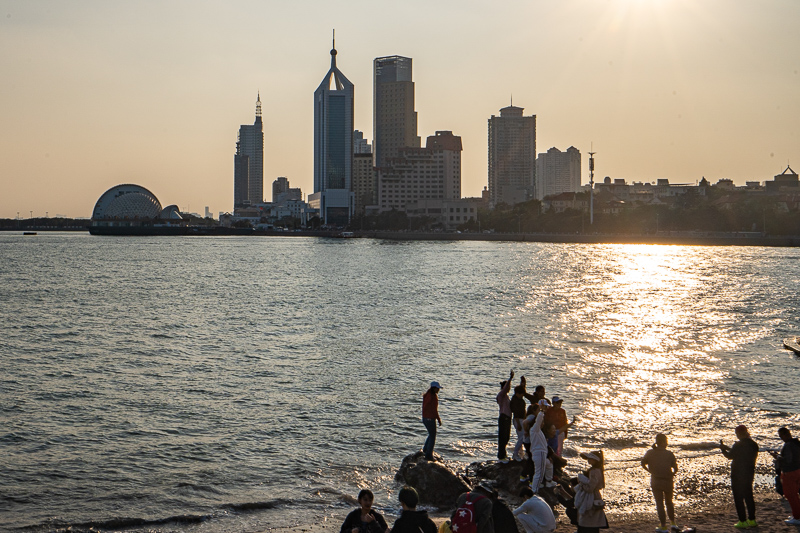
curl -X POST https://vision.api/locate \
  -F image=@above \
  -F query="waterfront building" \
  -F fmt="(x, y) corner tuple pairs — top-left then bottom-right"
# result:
(377, 130), (462, 212)
(353, 151), (376, 216)
(91, 184), (185, 230)
(488, 104), (536, 206)
(373, 55), (420, 169)
(273, 177), (302, 204)
(536, 146), (581, 200)
(405, 198), (481, 230)
(308, 38), (355, 226)
(766, 165), (799, 192)
(234, 95), (264, 207)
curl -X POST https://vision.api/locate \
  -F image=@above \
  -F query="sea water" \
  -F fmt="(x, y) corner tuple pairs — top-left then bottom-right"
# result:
(1, 233), (799, 532)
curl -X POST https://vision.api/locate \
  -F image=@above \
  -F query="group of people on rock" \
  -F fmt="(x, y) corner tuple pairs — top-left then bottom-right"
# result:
(342, 378), (800, 533)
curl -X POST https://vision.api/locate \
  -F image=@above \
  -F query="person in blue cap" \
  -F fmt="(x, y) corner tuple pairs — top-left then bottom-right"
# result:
(422, 381), (442, 460)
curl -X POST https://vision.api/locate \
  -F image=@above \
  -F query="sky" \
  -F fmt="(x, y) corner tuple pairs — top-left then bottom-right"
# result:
(1, 0), (798, 219)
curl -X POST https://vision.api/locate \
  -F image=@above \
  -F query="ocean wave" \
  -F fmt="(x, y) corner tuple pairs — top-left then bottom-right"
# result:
(677, 441), (720, 451)
(24, 513), (209, 532)
(226, 498), (293, 512)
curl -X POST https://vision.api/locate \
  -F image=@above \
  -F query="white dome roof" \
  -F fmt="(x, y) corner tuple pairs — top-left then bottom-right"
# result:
(92, 184), (162, 220)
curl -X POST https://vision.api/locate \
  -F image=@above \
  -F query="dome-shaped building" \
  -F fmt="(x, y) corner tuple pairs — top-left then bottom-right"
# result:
(92, 184), (163, 221)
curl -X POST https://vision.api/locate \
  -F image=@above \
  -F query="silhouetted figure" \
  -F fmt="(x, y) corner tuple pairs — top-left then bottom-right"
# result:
(496, 370), (514, 461)
(770, 427), (800, 525)
(641, 433), (678, 533)
(719, 425), (759, 529)
(422, 381), (442, 460)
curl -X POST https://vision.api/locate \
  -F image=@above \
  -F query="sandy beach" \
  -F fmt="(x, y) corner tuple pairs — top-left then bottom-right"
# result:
(264, 488), (797, 533)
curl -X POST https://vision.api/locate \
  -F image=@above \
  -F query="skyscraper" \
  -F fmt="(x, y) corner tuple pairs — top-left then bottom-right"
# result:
(373, 55), (420, 169)
(487, 104), (536, 207)
(308, 37), (355, 225)
(233, 94), (264, 207)
(536, 146), (582, 199)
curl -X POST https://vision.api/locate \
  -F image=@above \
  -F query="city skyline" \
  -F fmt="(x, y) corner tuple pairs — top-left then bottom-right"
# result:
(1, 0), (799, 219)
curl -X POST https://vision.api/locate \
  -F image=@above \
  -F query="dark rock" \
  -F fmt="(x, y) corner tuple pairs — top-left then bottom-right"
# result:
(469, 460), (530, 500)
(395, 451), (471, 508)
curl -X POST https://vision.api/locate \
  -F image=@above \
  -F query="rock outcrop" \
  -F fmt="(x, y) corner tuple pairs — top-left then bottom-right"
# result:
(395, 452), (471, 508)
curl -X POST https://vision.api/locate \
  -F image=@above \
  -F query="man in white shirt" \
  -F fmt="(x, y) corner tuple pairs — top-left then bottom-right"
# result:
(513, 487), (556, 533)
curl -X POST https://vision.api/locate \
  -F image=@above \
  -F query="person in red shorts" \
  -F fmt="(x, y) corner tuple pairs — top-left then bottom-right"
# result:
(771, 427), (800, 526)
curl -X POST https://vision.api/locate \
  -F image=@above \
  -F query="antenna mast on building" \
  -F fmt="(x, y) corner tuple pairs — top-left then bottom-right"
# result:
(588, 146), (596, 226)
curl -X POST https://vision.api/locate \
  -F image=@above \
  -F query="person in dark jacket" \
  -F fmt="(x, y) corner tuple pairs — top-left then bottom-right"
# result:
(454, 487), (495, 533)
(392, 486), (437, 533)
(340, 489), (388, 533)
(770, 427), (800, 525)
(720, 425), (759, 529)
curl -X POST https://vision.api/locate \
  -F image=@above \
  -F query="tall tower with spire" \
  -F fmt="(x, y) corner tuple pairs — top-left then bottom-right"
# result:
(309, 32), (355, 225)
(233, 94), (264, 207)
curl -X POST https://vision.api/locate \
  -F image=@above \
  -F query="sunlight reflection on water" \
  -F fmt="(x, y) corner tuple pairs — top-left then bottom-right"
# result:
(1, 236), (799, 530)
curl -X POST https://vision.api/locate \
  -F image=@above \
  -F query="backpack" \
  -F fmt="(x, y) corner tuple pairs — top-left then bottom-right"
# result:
(450, 493), (486, 533)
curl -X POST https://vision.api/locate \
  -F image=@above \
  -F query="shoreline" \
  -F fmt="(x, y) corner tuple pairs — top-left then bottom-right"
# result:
(5, 228), (800, 247)
(263, 488), (794, 533)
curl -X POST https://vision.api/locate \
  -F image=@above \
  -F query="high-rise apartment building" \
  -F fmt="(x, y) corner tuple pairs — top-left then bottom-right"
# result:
(353, 152), (375, 215)
(487, 104), (536, 207)
(377, 131), (462, 212)
(352, 131), (375, 214)
(354, 130), (371, 154)
(272, 177), (302, 204)
(536, 146), (582, 199)
(309, 39), (355, 226)
(233, 95), (264, 207)
(373, 56), (420, 169)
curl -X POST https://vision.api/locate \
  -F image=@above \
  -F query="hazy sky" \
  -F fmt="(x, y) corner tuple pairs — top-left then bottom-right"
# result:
(1, 0), (798, 218)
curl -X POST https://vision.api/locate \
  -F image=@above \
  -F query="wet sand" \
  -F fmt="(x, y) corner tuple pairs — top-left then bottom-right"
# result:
(264, 489), (797, 533)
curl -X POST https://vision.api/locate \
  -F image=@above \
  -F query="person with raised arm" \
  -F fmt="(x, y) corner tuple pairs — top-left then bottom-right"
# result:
(496, 370), (514, 462)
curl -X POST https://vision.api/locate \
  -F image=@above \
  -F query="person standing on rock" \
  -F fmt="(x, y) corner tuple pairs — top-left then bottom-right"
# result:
(422, 381), (442, 461)
(496, 370), (514, 462)
(770, 427), (800, 526)
(719, 424), (759, 529)
(544, 396), (574, 457)
(641, 433), (679, 533)
(511, 377), (536, 462)
(524, 399), (550, 493)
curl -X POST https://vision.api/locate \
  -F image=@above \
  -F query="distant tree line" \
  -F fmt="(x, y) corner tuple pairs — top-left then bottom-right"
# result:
(345, 186), (800, 235)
